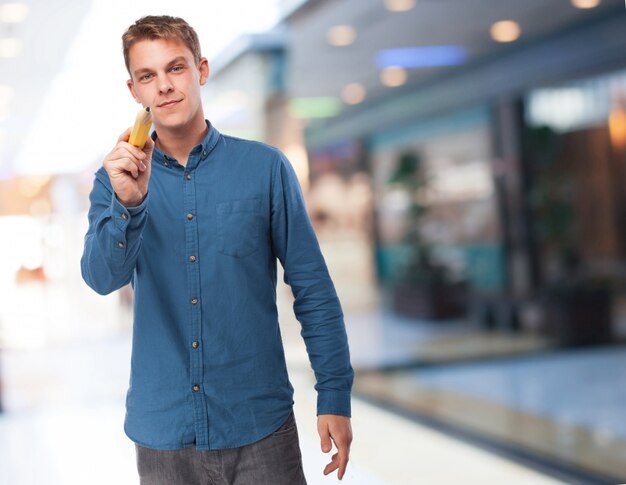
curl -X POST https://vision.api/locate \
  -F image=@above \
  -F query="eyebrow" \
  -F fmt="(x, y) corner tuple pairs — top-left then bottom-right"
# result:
(133, 56), (189, 78)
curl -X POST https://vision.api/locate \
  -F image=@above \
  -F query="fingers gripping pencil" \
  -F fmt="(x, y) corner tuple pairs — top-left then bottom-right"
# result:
(128, 107), (152, 148)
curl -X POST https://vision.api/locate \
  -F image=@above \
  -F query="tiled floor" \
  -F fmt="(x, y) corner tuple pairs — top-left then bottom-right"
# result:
(354, 346), (626, 482)
(0, 331), (568, 485)
(413, 347), (626, 439)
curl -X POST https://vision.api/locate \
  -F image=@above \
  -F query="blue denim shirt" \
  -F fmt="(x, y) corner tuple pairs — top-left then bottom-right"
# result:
(80, 121), (353, 450)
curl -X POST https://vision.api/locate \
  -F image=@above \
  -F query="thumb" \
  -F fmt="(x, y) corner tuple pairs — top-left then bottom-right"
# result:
(118, 128), (132, 143)
(318, 422), (332, 453)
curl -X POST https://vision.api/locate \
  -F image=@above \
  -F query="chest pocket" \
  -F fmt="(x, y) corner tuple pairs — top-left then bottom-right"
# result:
(216, 198), (261, 258)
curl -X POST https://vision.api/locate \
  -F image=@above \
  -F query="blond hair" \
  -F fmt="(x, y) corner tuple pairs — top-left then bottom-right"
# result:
(122, 15), (202, 75)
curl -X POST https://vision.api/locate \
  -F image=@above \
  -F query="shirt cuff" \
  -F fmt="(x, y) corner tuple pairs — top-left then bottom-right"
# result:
(111, 191), (149, 230)
(317, 390), (351, 417)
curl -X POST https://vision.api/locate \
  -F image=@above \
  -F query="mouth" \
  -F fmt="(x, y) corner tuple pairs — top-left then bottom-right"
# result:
(157, 99), (182, 108)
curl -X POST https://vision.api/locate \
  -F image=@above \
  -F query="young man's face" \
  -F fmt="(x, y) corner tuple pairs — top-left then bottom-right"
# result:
(126, 38), (209, 132)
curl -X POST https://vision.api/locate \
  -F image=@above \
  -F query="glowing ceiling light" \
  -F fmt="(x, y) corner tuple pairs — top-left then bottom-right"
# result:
(380, 67), (407, 87)
(376, 45), (467, 69)
(384, 0), (416, 12)
(570, 0), (601, 8)
(327, 25), (356, 47)
(342, 83), (366, 105)
(0, 37), (22, 58)
(490, 20), (522, 43)
(0, 3), (29, 23)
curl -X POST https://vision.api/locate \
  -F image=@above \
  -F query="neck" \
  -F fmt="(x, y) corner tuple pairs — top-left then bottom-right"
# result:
(154, 116), (208, 166)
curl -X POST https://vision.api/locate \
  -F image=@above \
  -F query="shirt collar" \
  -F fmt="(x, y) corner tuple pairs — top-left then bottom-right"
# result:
(150, 120), (220, 169)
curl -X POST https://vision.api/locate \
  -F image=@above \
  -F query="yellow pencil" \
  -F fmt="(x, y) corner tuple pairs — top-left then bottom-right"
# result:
(128, 107), (152, 149)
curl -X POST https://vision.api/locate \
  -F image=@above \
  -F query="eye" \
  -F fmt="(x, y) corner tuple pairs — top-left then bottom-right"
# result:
(171, 65), (184, 73)
(139, 73), (153, 82)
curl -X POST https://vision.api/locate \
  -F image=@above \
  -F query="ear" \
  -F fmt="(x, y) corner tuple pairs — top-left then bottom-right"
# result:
(198, 57), (209, 86)
(127, 78), (142, 104)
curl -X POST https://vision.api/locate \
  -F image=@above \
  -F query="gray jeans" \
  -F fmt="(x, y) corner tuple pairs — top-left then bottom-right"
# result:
(135, 411), (307, 485)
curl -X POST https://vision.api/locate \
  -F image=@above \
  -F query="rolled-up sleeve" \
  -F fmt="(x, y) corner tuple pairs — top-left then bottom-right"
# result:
(270, 152), (354, 417)
(80, 169), (149, 295)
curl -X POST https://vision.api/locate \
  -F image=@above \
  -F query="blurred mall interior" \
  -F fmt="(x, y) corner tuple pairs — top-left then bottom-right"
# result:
(1, 0), (626, 483)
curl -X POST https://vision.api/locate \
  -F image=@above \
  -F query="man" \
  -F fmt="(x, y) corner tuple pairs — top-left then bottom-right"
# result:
(80, 15), (354, 485)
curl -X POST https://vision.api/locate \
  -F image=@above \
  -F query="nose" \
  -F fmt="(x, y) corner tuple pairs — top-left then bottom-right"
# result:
(158, 75), (174, 95)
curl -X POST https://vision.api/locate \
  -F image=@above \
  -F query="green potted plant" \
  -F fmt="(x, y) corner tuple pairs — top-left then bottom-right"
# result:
(388, 151), (466, 319)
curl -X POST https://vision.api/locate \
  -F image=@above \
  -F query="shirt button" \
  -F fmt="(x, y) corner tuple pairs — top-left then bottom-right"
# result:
(187, 213), (194, 220)
(186, 173), (192, 181)
(192, 384), (200, 392)
(189, 255), (197, 263)
(164, 162), (170, 167)
(121, 213), (128, 220)
(202, 151), (207, 158)
(117, 241), (125, 248)
(191, 297), (198, 305)
(192, 341), (199, 349)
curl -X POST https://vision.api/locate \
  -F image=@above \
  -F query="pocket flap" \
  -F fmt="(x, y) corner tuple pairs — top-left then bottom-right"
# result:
(216, 198), (260, 214)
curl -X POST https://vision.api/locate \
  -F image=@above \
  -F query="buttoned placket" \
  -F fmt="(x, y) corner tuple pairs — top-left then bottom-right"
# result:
(182, 152), (208, 448)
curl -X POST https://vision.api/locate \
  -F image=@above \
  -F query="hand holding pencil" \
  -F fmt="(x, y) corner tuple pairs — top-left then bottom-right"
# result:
(103, 107), (154, 208)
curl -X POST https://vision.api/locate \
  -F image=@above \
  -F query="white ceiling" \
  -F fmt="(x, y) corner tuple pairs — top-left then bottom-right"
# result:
(0, 0), (92, 177)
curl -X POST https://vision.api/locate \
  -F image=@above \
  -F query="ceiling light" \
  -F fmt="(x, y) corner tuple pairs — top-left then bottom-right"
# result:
(490, 21), (522, 43)
(384, 0), (416, 12)
(570, 0), (601, 8)
(327, 25), (356, 47)
(380, 67), (407, 87)
(0, 3), (29, 23)
(0, 37), (22, 58)
(342, 83), (366, 105)
(376, 45), (467, 69)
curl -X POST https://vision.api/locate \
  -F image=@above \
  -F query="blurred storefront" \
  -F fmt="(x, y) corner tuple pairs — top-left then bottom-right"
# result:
(283, 0), (626, 338)
(369, 107), (505, 319)
(282, 0), (626, 481)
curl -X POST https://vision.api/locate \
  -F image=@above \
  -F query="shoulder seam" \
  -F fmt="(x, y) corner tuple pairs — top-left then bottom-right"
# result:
(221, 134), (282, 154)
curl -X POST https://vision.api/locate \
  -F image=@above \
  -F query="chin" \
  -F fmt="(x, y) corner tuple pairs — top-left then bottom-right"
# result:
(156, 113), (191, 130)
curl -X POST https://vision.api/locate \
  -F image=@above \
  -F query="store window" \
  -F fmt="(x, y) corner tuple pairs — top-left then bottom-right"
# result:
(370, 107), (504, 305)
(524, 69), (626, 346)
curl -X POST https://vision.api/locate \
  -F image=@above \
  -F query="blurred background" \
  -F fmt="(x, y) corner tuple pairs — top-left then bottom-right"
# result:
(1, 0), (625, 483)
